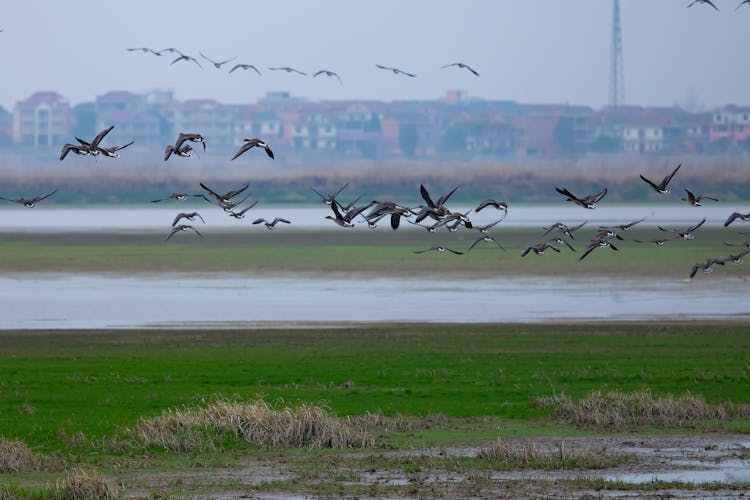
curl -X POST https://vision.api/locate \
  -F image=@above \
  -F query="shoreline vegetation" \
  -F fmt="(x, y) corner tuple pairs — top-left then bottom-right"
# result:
(0, 227), (747, 277)
(0, 324), (749, 496)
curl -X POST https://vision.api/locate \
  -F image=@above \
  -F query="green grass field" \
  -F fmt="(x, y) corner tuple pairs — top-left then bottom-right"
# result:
(1, 323), (749, 453)
(0, 227), (747, 277)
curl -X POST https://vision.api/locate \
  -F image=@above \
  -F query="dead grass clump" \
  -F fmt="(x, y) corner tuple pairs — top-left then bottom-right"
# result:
(0, 437), (39, 473)
(131, 398), (376, 451)
(52, 468), (117, 499)
(478, 439), (630, 470)
(536, 389), (750, 430)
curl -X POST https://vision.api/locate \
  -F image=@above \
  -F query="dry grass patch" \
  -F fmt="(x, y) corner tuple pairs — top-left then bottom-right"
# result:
(125, 398), (383, 452)
(478, 438), (630, 470)
(52, 468), (117, 499)
(537, 390), (750, 430)
(0, 437), (41, 473)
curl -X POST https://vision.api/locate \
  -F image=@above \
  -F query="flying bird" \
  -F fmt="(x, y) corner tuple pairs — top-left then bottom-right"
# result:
(171, 54), (202, 68)
(200, 182), (250, 205)
(0, 189), (58, 208)
(166, 224), (203, 241)
(542, 221), (587, 240)
(157, 47), (185, 56)
(466, 235), (505, 252)
(311, 183), (349, 205)
(521, 241), (561, 257)
(199, 52), (236, 69)
(681, 189), (718, 207)
(658, 218), (706, 240)
(231, 138), (274, 161)
(441, 62), (479, 76)
(474, 199), (508, 213)
(598, 217), (647, 232)
(267, 66), (307, 75)
(640, 163), (681, 195)
(163, 143), (192, 161)
(724, 212), (750, 227)
(688, 258), (725, 280)
(578, 239), (618, 262)
(413, 246), (463, 255)
(172, 212), (205, 226)
(60, 143), (95, 160)
(687, 0), (719, 10)
(253, 217), (291, 229)
(151, 193), (204, 203)
(312, 69), (343, 85)
(173, 133), (207, 151)
(228, 201), (258, 219)
(375, 64), (416, 77)
(126, 47), (161, 56)
(555, 187), (607, 209)
(633, 236), (679, 246)
(229, 64), (262, 75)
(738, 0), (750, 8)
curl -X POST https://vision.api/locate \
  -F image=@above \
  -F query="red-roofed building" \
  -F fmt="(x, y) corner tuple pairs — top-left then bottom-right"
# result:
(710, 105), (750, 146)
(13, 91), (71, 147)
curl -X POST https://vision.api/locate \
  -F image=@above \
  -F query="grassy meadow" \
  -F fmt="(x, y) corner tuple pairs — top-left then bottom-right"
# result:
(0, 226), (747, 277)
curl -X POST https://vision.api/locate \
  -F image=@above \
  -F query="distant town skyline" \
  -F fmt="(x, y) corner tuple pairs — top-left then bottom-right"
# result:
(2, 1), (749, 111)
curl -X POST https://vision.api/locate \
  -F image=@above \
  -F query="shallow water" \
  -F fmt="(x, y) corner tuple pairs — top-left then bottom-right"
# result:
(1, 274), (747, 329)
(0, 204), (741, 232)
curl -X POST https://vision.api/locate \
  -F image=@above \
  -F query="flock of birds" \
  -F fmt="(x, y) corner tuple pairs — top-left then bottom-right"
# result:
(7, 138), (750, 281)
(125, 46), (481, 84)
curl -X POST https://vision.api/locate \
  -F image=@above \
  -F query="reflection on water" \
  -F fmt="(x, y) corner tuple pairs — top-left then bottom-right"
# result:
(1, 274), (747, 329)
(0, 204), (740, 232)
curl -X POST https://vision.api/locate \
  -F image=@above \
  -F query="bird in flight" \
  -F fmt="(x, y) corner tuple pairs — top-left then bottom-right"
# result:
(253, 217), (291, 229)
(151, 193), (204, 203)
(413, 246), (463, 255)
(171, 54), (202, 68)
(199, 52), (237, 69)
(724, 212), (750, 227)
(174, 133), (207, 151)
(640, 163), (681, 195)
(688, 258), (725, 280)
(228, 201), (258, 219)
(658, 218), (706, 240)
(474, 199), (508, 213)
(163, 143), (192, 161)
(311, 183), (349, 206)
(312, 70), (343, 85)
(126, 47), (161, 56)
(172, 212), (205, 227)
(688, 0), (719, 10)
(0, 189), (58, 208)
(578, 238), (618, 262)
(267, 66), (307, 75)
(375, 64), (416, 77)
(681, 189), (718, 207)
(231, 138), (274, 161)
(200, 182), (250, 206)
(229, 64), (262, 75)
(441, 62), (479, 76)
(166, 224), (203, 241)
(555, 187), (607, 209)
(738, 0), (750, 8)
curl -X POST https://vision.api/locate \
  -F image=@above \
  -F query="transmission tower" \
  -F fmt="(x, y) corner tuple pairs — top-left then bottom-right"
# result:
(609, 0), (624, 107)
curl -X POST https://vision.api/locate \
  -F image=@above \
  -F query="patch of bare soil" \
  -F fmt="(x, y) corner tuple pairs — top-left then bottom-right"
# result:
(117, 434), (750, 498)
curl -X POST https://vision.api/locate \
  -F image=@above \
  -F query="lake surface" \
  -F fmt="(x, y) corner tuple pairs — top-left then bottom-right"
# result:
(1, 273), (747, 329)
(0, 204), (743, 232)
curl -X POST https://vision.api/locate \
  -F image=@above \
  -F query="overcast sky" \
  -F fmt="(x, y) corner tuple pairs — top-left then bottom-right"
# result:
(2, 1), (748, 111)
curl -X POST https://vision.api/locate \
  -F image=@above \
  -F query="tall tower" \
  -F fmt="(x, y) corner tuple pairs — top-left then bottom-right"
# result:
(609, 0), (624, 107)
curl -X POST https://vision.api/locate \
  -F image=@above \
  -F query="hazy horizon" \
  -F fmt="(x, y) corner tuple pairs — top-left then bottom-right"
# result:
(2, 1), (749, 111)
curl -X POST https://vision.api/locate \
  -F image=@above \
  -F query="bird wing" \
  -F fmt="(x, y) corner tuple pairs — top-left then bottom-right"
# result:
(578, 244), (597, 261)
(661, 163), (682, 188)
(592, 188), (608, 203)
(114, 140), (134, 152)
(231, 142), (253, 160)
(446, 247), (464, 255)
(163, 145), (175, 161)
(419, 184), (436, 208)
(724, 212), (741, 227)
(199, 52), (217, 65)
(465, 65), (479, 76)
(223, 184), (250, 200)
(436, 185), (460, 207)
(689, 218), (706, 232)
(273, 218), (291, 225)
(31, 190), (57, 203)
(375, 64), (392, 71)
(60, 144), (74, 160)
(172, 213), (186, 227)
(252, 218), (266, 225)
(623, 217), (647, 229)
(639, 174), (660, 192)
(90, 125), (114, 148)
(312, 70), (325, 77)
(689, 264), (701, 279)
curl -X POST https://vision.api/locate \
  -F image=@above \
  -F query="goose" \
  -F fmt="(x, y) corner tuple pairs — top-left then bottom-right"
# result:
(163, 143), (192, 161)
(75, 125), (115, 153)
(688, 258), (725, 280)
(170, 54), (202, 68)
(542, 221), (587, 239)
(419, 184), (459, 218)
(521, 241), (561, 257)
(546, 237), (576, 252)
(325, 201), (369, 228)
(199, 52), (236, 69)
(200, 182), (249, 205)
(473, 219), (505, 234)
(658, 218), (706, 240)
(640, 163), (681, 194)
(0, 189), (57, 208)
(738, 0), (750, 8)
(579, 239), (618, 261)
(466, 235), (505, 252)
(172, 212), (205, 226)
(312, 70), (343, 85)
(311, 183), (349, 205)
(474, 199), (508, 213)
(413, 246), (463, 255)
(253, 217), (291, 229)
(95, 141), (134, 158)
(407, 219), (441, 232)
(727, 248), (750, 264)
(228, 201), (258, 219)
(555, 187), (607, 209)
(60, 143), (95, 160)
(598, 217), (647, 232)
(166, 224), (202, 241)
(126, 47), (161, 56)
(593, 228), (624, 241)
(688, 0), (719, 10)
(267, 66), (307, 75)
(681, 189), (718, 206)
(174, 133), (207, 151)
(231, 138), (274, 160)
(151, 193), (204, 203)
(440, 62), (479, 76)
(633, 236), (678, 246)
(229, 64), (262, 75)
(204, 193), (251, 212)
(157, 47), (185, 56)
(724, 212), (750, 227)
(376, 64), (416, 77)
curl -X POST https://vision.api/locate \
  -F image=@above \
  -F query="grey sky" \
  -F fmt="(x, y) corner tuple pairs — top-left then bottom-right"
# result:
(2, 1), (748, 110)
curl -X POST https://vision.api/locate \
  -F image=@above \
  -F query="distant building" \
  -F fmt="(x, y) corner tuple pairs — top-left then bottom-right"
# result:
(13, 91), (71, 147)
(95, 91), (166, 147)
(0, 105), (12, 146)
(710, 105), (750, 147)
(173, 99), (235, 148)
